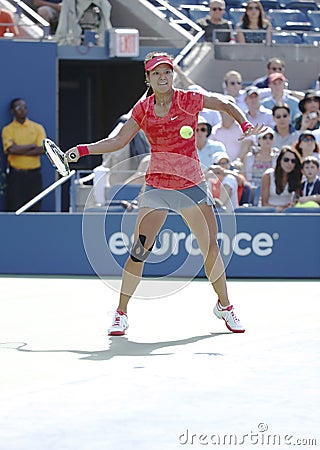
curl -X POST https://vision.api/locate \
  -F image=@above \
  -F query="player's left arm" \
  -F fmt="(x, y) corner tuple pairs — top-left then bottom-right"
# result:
(203, 94), (266, 139)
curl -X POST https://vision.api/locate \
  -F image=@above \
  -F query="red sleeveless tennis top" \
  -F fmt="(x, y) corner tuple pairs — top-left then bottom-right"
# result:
(131, 89), (205, 190)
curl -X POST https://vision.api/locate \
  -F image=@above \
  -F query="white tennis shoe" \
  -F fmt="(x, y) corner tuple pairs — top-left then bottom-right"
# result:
(213, 300), (245, 333)
(108, 310), (129, 336)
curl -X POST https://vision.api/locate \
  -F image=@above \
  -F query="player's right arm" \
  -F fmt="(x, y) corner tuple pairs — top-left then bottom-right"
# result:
(65, 117), (140, 162)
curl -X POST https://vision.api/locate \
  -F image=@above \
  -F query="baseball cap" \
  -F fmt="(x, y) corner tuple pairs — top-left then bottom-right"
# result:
(298, 130), (316, 142)
(245, 86), (260, 97)
(212, 152), (230, 164)
(299, 90), (320, 113)
(257, 127), (274, 140)
(268, 72), (286, 84)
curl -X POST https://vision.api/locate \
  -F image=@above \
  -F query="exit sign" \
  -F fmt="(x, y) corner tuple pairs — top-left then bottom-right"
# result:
(108, 28), (139, 57)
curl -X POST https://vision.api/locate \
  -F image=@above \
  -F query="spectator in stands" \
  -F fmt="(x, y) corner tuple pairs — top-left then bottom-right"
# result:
(244, 86), (274, 128)
(293, 90), (320, 131)
(173, 65), (221, 127)
(252, 57), (285, 89)
(0, 8), (18, 37)
(272, 103), (300, 149)
(222, 70), (246, 111)
(33, 0), (62, 35)
(196, 116), (226, 169)
(243, 127), (279, 187)
(1, 98), (46, 212)
(194, 0), (232, 43)
(236, 0), (272, 45)
(210, 95), (243, 162)
(297, 156), (320, 206)
(101, 113), (150, 184)
(293, 131), (320, 163)
(56, 0), (112, 46)
(261, 145), (302, 212)
(208, 152), (239, 211)
(261, 72), (300, 122)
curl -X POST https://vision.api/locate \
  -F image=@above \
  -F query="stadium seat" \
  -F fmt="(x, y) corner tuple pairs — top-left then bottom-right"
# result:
(106, 184), (142, 202)
(186, 6), (209, 22)
(271, 31), (303, 43)
(234, 206), (278, 213)
(282, 206), (320, 213)
(260, 0), (280, 9)
(228, 7), (245, 26)
(269, 9), (312, 31)
(279, 0), (319, 12)
(302, 32), (320, 44)
(225, 0), (246, 8)
(306, 10), (320, 31)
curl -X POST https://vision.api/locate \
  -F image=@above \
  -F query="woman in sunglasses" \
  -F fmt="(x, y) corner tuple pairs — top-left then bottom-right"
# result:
(261, 146), (302, 212)
(243, 127), (279, 188)
(272, 103), (300, 149)
(236, 0), (272, 45)
(293, 131), (320, 163)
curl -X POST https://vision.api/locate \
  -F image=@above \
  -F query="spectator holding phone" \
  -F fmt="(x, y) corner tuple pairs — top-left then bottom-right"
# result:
(293, 90), (320, 131)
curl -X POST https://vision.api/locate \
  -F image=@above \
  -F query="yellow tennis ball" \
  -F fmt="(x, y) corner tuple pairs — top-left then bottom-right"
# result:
(180, 125), (194, 139)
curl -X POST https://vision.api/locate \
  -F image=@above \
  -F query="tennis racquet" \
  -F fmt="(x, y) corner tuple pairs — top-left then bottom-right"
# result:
(43, 138), (76, 177)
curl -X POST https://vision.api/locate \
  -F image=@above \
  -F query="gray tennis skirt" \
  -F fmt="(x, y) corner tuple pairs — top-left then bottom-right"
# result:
(138, 181), (215, 212)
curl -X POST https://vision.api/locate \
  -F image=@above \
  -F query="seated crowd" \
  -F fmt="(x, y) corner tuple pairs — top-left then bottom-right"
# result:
(103, 58), (318, 214)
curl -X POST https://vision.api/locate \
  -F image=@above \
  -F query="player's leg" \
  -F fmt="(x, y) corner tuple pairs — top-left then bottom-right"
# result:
(180, 203), (245, 332)
(108, 207), (168, 335)
(180, 203), (228, 303)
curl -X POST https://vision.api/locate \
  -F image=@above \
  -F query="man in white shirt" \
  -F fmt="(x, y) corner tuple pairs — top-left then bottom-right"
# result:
(244, 86), (275, 128)
(210, 95), (243, 162)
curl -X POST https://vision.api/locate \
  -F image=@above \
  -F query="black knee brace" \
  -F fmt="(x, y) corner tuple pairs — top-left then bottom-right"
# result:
(130, 234), (155, 263)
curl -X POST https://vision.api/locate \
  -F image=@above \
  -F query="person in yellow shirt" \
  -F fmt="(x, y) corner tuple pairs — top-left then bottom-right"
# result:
(1, 98), (46, 212)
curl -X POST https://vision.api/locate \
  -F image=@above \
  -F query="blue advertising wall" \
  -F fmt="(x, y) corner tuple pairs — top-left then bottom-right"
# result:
(0, 212), (319, 278)
(0, 41), (57, 211)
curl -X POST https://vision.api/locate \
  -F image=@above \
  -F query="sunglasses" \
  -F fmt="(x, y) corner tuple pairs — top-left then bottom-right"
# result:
(300, 136), (315, 142)
(274, 114), (289, 119)
(262, 134), (274, 140)
(197, 127), (207, 132)
(247, 5), (260, 10)
(283, 157), (296, 163)
(228, 81), (242, 85)
(211, 7), (225, 11)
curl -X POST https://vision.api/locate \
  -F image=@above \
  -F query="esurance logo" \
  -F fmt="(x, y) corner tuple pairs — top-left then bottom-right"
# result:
(108, 231), (279, 257)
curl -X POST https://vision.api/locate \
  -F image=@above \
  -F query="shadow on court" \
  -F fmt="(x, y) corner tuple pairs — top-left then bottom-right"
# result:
(1, 332), (229, 361)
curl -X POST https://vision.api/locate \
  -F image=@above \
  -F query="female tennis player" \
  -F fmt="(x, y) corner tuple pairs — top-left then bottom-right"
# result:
(66, 52), (265, 336)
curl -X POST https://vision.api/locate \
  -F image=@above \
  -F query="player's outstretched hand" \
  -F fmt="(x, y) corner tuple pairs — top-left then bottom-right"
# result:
(238, 123), (267, 141)
(65, 147), (80, 163)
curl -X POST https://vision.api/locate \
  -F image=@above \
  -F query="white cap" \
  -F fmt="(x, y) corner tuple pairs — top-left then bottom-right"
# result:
(212, 152), (230, 164)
